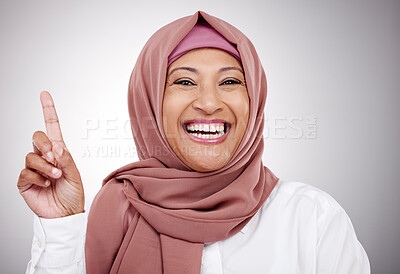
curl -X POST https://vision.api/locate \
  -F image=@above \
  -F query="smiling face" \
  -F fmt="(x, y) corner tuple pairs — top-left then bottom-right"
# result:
(162, 48), (250, 172)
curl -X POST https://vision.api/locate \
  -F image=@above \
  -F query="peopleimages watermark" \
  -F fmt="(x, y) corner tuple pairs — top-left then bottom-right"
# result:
(80, 116), (317, 158)
(264, 116), (317, 139)
(81, 144), (138, 158)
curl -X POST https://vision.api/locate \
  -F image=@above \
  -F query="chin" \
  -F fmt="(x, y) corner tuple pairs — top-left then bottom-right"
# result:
(185, 155), (229, 172)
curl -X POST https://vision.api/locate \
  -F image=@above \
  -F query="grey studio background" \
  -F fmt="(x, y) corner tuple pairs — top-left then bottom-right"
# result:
(1, 0), (399, 273)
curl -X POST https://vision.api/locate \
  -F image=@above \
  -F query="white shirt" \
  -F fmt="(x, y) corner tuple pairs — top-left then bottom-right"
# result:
(25, 179), (371, 273)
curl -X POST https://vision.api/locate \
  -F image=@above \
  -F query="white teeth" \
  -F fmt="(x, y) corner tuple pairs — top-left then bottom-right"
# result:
(186, 123), (225, 133)
(188, 131), (224, 139)
(185, 122), (227, 139)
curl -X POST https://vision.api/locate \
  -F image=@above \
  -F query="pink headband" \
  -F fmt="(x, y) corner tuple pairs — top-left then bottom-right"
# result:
(167, 18), (241, 66)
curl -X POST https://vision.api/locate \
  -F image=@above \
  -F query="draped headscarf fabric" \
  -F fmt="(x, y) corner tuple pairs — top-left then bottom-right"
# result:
(85, 10), (279, 274)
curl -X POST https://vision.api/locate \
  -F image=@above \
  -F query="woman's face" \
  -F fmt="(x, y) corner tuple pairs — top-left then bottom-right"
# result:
(163, 48), (249, 172)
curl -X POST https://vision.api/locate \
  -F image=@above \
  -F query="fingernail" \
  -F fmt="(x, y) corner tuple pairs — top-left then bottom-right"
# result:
(45, 180), (50, 186)
(46, 151), (54, 162)
(54, 145), (63, 157)
(52, 167), (61, 176)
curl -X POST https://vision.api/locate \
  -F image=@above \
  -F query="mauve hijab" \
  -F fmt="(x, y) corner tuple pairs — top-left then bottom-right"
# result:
(85, 10), (279, 274)
(167, 17), (241, 66)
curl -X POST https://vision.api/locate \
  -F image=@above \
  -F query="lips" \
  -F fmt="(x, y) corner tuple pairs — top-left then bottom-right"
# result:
(182, 119), (231, 144)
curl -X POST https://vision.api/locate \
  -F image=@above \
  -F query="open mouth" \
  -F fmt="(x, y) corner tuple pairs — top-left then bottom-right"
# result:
(183, 119), (231, 143)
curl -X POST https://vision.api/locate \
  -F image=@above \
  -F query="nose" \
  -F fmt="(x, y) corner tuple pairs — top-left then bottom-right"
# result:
(192, 84), (224, 115)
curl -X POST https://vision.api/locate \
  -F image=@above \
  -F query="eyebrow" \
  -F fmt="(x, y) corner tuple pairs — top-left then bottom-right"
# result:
(167, 66), (244, 78)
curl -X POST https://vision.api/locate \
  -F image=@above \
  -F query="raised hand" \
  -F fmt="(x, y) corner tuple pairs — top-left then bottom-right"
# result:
(17, 91), (84, 218)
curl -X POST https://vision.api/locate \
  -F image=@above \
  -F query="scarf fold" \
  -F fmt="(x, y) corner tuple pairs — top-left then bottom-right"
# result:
(85, 10), (279, 274)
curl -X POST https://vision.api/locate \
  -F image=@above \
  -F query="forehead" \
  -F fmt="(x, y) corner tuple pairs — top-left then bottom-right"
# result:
(167, 48), (243, 71)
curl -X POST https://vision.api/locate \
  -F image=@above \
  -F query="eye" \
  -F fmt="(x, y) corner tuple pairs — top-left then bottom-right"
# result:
(221, 79), (242, 85)
(174, 80), (196, 86)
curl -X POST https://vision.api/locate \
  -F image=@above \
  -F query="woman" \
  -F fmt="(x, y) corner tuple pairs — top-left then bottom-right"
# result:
(19, 10), (370, 273)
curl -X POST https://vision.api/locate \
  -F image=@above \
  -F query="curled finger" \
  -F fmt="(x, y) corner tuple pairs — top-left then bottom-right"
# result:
(18, 168), (51, 192)
(25, 152), (62, 180)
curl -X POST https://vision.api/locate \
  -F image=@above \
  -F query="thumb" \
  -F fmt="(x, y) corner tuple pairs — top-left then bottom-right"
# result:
(52, 143), (81, 183)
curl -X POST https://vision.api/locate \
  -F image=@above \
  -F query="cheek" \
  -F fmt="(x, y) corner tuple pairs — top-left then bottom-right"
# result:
(162, 98), (176, 137)
(162, 91), (192, 136)
(227, 91), (250, 127)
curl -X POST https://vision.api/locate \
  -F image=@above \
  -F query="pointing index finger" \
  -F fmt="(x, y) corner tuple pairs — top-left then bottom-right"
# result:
(40, 91), (65, 147)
